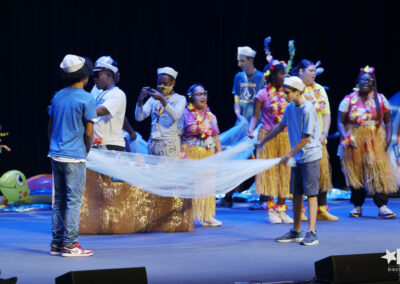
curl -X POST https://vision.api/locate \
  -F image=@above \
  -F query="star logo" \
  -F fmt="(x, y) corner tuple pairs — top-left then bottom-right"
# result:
(381, 249), (397, 264)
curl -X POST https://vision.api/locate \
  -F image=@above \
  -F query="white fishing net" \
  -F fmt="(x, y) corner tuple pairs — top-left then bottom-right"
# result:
(86, 140), (281, 198)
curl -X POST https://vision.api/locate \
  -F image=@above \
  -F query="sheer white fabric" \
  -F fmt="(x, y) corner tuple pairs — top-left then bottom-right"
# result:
(86, 140), (281, 198)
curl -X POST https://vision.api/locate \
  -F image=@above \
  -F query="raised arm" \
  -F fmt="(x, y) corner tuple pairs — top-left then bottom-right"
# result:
(163, 95), (186, 121)
(135, 87), (153, 121)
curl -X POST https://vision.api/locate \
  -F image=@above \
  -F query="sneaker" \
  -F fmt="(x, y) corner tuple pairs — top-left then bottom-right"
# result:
(275, 229), (304, 242)
(249, 202), (268, 210)
(267, 209), (282, 224)
(301, 231), (319, 246)
(61, 242), (93, 257)
(279, 211), (294, 224)
(276, 204), (293, 224)
(50, 243), (62, 256)
(349, 206), (362, 217)
(378, 205), (396, 219)
(216, 198), (233, 208)
(202, 218), (222, 227)
(317, 205), (339, 221)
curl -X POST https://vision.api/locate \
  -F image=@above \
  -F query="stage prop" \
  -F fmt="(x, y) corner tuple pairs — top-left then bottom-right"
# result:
(314, 253), (399, 284)
(79, 169), (194, 234)
(56, 267), (147, 284)
(0, 171), (52, 211)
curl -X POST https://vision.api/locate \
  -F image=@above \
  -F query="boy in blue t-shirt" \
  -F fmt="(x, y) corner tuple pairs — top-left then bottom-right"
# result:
(256, 76), (322, 246)
(48, 54), (97, 256)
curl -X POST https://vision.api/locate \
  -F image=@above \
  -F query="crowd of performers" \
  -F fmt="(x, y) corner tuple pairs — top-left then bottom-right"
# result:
(47, 43), (399, 255)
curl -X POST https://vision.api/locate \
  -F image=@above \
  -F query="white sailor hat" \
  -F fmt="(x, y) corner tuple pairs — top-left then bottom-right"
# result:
(157, 67), (178, 79)
(60, 54), (85, 73)
(93, 56), (119, 74)
(238, 46), (257, 58)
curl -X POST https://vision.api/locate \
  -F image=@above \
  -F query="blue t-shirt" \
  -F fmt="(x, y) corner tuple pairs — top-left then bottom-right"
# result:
(232, 70), (264, 122)
(281, 101), (322, 164)
(49, 87), (97, 160)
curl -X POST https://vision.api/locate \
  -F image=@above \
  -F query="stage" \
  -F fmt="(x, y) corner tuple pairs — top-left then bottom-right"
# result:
(0, 198), (399, 284)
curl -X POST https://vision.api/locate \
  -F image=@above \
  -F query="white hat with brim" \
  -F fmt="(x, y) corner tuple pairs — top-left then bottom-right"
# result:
(93, 56), (119, 74)
(238, 46), (257, 58)
(60, 54), (85, 73)
(283, 76), (305, 92)
(157, 67), (178, 79)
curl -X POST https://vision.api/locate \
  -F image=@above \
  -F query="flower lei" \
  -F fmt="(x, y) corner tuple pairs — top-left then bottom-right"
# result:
(267, 84), (287, 123)
(302, 83), (326, 113)
(340, 134), (355, 148)
(187, 103), (213, 139)
(348, 91), (377, 125)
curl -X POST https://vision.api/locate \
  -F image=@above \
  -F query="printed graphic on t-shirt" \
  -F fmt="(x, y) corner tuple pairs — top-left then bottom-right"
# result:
(239, 82), (257, 103)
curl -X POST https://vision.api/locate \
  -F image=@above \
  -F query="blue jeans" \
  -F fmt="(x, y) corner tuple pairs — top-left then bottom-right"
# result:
(51, 160), (86, 247)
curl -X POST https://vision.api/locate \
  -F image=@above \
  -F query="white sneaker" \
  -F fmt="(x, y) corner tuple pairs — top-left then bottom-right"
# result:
(378, 205), (396, 219)
(202, 218), (222, 227)
(61, 242), (93, 257)
(349, 206), (362, 217)
(279, 211), (294, 224)
(267, 209), (282, 224)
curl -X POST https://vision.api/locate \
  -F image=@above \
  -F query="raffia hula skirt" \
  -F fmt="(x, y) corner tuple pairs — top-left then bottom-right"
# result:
(256, 128), (291, 198)
(181, 144), (216, 222)
(339, 125), (399, 195)
(320, 143), (333, 192)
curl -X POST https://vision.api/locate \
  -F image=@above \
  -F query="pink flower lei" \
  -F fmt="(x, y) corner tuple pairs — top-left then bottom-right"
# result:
(187, 103), (213, 139)
(266, 84), (287, 123)
(348, 91), (376, 125)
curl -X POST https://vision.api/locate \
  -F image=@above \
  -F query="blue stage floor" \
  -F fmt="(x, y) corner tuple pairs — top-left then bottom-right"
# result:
(1, 198), (400, 284)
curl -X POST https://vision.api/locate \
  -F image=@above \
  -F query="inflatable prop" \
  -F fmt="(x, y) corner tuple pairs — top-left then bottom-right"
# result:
(0, 171), (52, 211)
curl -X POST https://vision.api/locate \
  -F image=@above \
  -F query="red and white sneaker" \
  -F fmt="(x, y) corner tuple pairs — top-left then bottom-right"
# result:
(61, 242), (93, 257)
(50, 244), (62, 256)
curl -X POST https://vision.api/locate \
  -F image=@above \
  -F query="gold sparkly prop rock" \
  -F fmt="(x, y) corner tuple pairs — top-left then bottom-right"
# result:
(79, 169), (194, 234)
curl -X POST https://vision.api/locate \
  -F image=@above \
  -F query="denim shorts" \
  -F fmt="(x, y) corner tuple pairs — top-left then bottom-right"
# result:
(290, 159), (320, 197)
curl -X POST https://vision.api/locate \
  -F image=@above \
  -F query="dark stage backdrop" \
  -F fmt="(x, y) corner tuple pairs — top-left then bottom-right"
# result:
(1, 0), (399, 188)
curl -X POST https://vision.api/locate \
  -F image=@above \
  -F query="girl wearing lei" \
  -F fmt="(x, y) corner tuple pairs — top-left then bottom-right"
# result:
(248, 61), (293, 224)
(180, 84), (223, 227)
(337, 66), (398, 218)
(291, 59), (338, 221)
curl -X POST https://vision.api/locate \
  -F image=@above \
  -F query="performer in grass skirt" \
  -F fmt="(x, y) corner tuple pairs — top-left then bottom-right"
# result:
(337, 66), (398, 219)
(291, 59), (338, 221)
(180, 83), (222, 227)
(248, 61), (293, 224)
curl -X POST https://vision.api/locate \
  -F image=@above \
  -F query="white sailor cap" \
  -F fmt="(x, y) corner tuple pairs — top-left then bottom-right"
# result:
(238, 46), (257, 58)
(93, 56), (119, 74)
(157, 67), (178, 79)
(60, 54), (85, 73)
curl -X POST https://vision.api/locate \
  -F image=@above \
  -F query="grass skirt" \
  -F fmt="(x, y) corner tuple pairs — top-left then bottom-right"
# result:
(339, 125), (399, 194)
(319, 144), (332, 192)
(181, 144), (216, 222)
(256, 128), (290, 198)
